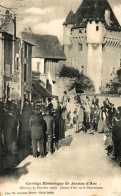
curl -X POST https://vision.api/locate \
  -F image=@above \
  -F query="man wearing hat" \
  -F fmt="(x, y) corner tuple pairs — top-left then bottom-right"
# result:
(43, 107), (55, 155)
(29, 108), (46, 158)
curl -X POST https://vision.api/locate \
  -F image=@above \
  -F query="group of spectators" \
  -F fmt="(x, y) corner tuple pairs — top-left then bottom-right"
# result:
(1, 92), (121, 172)
(0, 96), (68, 169)
(75, 94), (121, 165)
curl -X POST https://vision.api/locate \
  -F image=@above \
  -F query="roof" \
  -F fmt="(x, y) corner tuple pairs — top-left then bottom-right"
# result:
(65, 0), (121, 31)
(63, 10), (76, 25)
(21, 32), (66, 60)
(32, 82), (58, 98)
(32, 82), (52, 97)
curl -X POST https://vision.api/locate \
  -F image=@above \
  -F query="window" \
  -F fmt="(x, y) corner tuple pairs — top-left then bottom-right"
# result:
(78, 43), (83, 51)
(16, 57), (19, 70)
(96, 26), (99, 31)
(24, 64), (27, 82)
(37, 62), (40, 72)
(24, 44), (27, 58)
(44, 64), (46, 74)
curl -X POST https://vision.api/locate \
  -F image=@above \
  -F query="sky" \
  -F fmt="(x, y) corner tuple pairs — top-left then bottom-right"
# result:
(1, 0), (121, 43)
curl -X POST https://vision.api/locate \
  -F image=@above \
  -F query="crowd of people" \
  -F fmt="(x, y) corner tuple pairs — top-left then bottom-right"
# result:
(75, 94), (121, 165)
(0, 92), (121, 172)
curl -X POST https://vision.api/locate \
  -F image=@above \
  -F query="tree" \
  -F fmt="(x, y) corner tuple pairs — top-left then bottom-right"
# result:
(59, 65), (95, 93)
(106, 69), (121, 94)
(70, 73), (95, 93)
(59, 65), (80, 78)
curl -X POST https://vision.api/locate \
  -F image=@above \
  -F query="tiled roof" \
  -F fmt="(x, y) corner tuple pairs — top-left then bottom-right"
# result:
(21, 32), (66, 60)
(65, 0), (121, 31)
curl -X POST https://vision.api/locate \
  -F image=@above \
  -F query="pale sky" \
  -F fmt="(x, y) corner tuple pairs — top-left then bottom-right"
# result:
(1, 0), (121, 43)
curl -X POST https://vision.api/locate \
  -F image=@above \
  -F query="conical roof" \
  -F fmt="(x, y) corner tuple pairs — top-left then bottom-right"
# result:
(65, 0), (121, 31)
(63, 10), (76, 25)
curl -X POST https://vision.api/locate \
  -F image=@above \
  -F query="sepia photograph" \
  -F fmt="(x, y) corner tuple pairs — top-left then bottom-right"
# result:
(0, 0), (121, 195)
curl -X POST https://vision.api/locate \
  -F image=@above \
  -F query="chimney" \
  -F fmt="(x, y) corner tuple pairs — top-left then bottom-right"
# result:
(105, 10), (111, 26)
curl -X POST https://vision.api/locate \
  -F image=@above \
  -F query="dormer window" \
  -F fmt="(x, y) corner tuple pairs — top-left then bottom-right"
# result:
(96, 26), (99, 31)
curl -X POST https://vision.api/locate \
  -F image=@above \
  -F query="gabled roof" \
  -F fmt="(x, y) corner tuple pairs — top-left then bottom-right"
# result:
(63, 10), (76, 25)
(21, 32), (66, 60)
(65, 0), (121, 31)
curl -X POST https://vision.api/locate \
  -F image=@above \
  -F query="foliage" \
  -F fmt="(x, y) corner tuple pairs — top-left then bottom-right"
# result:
(106, 69), (121, 94)
(71, 73), (95, 93)
(59, 65), (95, 92)
(59, 65), (80, 78)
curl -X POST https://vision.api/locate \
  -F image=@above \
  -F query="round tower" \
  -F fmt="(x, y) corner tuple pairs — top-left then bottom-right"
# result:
(87, 21), (106, 93)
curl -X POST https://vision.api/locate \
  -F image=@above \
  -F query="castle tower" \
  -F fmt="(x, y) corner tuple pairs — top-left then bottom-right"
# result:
(63, 10), (75, 62)
(63, 0), (121, 93)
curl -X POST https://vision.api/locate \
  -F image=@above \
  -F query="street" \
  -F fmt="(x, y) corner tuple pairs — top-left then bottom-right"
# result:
(1, 124), (121, 196)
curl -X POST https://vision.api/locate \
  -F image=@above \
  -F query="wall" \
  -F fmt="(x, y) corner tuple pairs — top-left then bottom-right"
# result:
(87, 43), (102, 93)
(65, 28), (88, 74)
(32, 58), (44, 74)
(102, 45), (120, 87)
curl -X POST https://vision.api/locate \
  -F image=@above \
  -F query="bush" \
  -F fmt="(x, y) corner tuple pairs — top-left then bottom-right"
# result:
(71, 73), (95, 93)
(59, 65), (80, 78)
(59, 65), (95, 92)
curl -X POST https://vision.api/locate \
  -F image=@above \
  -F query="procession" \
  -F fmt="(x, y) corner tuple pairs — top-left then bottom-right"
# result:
(1, 92), (121, 174)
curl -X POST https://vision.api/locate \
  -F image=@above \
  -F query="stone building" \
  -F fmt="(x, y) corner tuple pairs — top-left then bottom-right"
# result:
(21, 32), (66, 96)
(63, 0), (121, 93)
(0, 12), (33, 107)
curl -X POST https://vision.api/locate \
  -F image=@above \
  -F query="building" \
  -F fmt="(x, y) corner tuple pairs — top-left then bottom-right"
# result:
(63, 0), (121, 93)
(21, 32), (66, 96)
(0, 12), (33, 107)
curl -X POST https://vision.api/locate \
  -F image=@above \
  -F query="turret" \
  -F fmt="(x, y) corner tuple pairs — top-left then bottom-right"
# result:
(63, 10), (75, 45)
(87, 21), (106, 44)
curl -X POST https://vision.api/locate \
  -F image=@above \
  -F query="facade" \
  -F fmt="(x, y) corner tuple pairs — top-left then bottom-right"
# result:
(0, 32), (33, 107)
(0, 11), (33, 107)
(21, 32), (66, 95)
(63, 0), (121, 93)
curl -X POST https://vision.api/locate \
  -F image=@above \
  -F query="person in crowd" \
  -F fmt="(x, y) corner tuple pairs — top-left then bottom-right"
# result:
(103, 97), (110, 111)
(97, 107), (107, 133)
(3, 100), (18, 154)
(112, 107), (121, 161)
(29, 107), (46, 158)
(76, 104), (84, 133)
(43, 108), (55, 155)
(61, 91), (69, 106)
(61, 106), (67, 138)
(91, 106), (99, 131)
(90, 104), (95, 124)
(18, 99), (32, 152)
(51, 98), (58, 110)
(47, 97), (53, 110)
(92, 95), (99, 107)
(83, 102), (91, 130)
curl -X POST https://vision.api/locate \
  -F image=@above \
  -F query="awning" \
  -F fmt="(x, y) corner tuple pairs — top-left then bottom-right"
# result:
(32, 83), (58, 98)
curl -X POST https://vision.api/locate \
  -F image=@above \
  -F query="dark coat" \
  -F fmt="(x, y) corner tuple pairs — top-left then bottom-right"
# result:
(43, 113), (55, 136)
(92, 98), (99, 107)
(29, 114), (46, 140)
(112, 120), (121, 157)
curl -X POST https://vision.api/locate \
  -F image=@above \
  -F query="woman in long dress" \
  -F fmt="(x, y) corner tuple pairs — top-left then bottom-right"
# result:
(97, 107), (106, 133)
